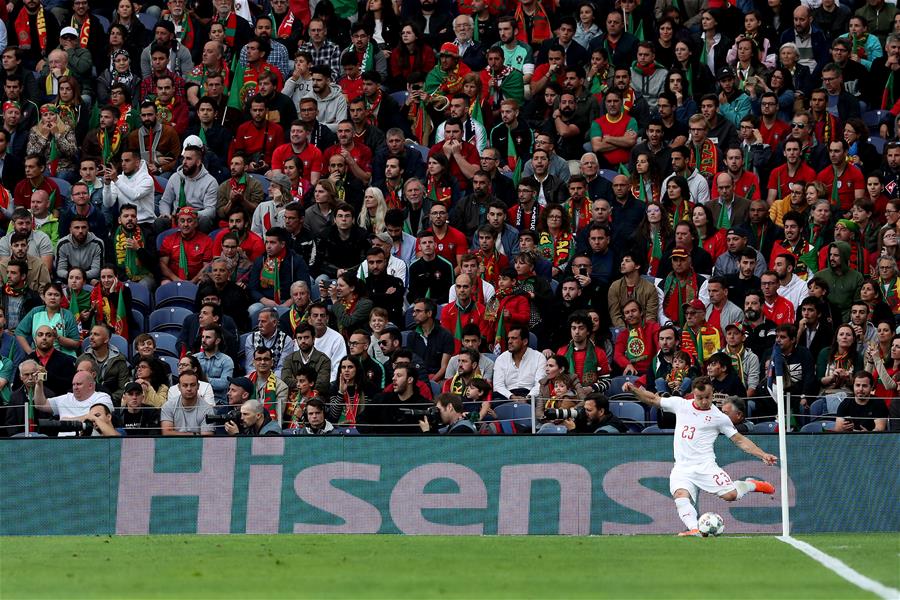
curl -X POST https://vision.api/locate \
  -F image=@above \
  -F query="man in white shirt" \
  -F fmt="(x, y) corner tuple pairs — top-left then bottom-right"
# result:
(102, 150), (156, 226)
(773, 253), (809, 310)
(492, 325), (546, 401)
(309, 302), (346, 380)
(624, 377), (777, 536)
(31, 370), (114, 435)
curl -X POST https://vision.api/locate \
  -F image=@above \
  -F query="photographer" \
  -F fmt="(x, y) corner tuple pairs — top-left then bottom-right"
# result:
(83, 403), (122, 437)
(419, 393), (477, 434)
(32, 370), (114, 436)
(223, 400), (283, 436)
(564, 393), (627, 434)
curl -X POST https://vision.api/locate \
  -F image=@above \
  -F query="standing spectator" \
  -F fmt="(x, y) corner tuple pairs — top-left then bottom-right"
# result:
(195, 325), (234, 406)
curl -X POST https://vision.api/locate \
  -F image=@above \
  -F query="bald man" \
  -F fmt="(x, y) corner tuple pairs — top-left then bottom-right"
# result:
(13, 325), (76, 394)
(32, 370), (114, 435)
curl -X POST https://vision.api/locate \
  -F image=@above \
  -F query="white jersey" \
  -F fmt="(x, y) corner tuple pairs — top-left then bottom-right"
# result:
(660, 397), (738, 467)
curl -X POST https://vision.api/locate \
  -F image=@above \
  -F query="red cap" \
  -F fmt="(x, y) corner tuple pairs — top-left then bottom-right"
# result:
(670, 247), (689, 260)
(682, 299), (705, 313)
(439, 42), (460, 57)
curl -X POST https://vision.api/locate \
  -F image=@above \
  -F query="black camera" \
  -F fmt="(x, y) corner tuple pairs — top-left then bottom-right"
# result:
(578, 266), (588, 276)
(38, 419), (94, 435)
(545, 407), (581, 420)
(399, 406), (441, 429)
(205, 408), (242, 426)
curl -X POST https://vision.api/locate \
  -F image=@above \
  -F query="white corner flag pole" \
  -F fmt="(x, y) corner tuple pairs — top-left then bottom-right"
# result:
(774, 374), (790, 537)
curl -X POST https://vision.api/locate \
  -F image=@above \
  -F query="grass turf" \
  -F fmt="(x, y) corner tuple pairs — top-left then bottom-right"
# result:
(1, 533), (897, 599)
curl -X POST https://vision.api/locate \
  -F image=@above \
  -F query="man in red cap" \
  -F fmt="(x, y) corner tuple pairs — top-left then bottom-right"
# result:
(680, 298), (723, 366)
(658, 247), (706, 327)
(424, 42), (471, 97)
(159, 206), (214, 283)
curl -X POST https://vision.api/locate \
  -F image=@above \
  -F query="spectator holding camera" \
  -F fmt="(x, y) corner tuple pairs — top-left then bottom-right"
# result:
(83, 403), (123, 437)
(419, 393), (477, 434)
(223, 399), (284, 436)
(31, 370), (115, 435)
(564, 393), (627, 434)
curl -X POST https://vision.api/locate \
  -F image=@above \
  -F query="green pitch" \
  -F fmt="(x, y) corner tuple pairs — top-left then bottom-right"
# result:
(1, 533), (897, 598)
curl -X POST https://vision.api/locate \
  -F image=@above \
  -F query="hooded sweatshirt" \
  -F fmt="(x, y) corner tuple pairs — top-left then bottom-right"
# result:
(55, 231), (105, 281)
(306, 84), (348, 132)
(817, 241), (865, 321)
(102, 159), (156, 224)
(160, 164), (219, 221)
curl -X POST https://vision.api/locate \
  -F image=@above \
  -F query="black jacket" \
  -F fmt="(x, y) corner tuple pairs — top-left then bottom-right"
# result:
(357, 389), (432, 434)
(315, 224), (370, 278)
(365, 271), (406, 326)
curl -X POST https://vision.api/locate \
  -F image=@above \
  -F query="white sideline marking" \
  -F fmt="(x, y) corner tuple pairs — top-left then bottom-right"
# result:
(777, 536), (900, 600)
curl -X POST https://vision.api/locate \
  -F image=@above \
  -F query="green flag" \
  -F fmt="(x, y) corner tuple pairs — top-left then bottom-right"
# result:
(227, 60), (246, 111)
(89, 101), (100, 130)
(178, 178), (187, 209)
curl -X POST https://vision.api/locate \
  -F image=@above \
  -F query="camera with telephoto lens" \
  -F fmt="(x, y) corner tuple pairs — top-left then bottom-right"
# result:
(205, 408), (242, 426)
(38, 419), (94, 434)
(544, 407), (581, 420)
(399, 406), (441, 429)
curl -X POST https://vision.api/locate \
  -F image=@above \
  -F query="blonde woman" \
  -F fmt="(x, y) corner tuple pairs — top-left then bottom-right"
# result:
(358, 187), (388, 234)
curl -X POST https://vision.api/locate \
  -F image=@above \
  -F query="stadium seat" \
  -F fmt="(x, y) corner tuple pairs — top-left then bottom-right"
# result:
(159, 355), (179, 378)
(411, 143), (429, 163)
(238, 332), (251, 364)
(869, 136), (885, 153)
(404, 307), (416, 329)
(862, 109), (890, 128)
(335, 427), (360, 435)
(149, 332), (179, 358)
(607, 377), (639, 397)
(599, 168), (617, 182)
(537, 424), (568, 434)
(126, 282), (152, 313)
(641, 425), (661, 433)
(131, 309), (145, 336)
(482, 352), (496, 361)
(92, 12), (110, 32)
(49, 177), (72, 202)
(528, 332), (537, 348)
(756, 421), (777, 433)
(390, 91), (408, 105)
(249, 173), (270, 195)
(83, 333), (129, 358)
(401, 330), (412, 347)
(137, 12), (157, 30)
(609, 400), (646, 431)
(494, 402), (532, 433)
(149, 307), (193, 334)
(800, 421), (830, 433)
(155, 281), (199, 310)
(549, 279), (558, 294)
(156, 228), (178, 251)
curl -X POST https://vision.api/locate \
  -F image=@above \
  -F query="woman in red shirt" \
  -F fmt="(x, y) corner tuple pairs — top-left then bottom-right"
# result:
(691, 204), (727, 261)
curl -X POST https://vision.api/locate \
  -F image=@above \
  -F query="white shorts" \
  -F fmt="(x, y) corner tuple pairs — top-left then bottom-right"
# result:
(669, 464), (737, 501)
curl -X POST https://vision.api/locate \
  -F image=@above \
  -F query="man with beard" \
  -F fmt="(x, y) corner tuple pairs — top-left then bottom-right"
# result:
(282, 202), (317, 270)
(323, 120), (372, 186)
(216, 154), (265, 221)
(159, 207), (215, 283)
(127, 101), (180, 177)
(229, 96), (285, 174)
(12, 155), (60, 212)
(297, 97), (337, 151)
(588, 11), (637, 68)
(658, 248), (706, 327)
(4, 77), (39, 143)
(476, 146), (516, 207)
(82, 105), (126, 168)
(742, 290), (777, 359)
(614, 300), (660, 376)
(160, 144), (219, 232)
(0, 48), (39, 105)
(271, 120), (322, 183)
(305, 65), (347, 133)
(11, 0), (61, 71)
(713, 227), (767, 278)
(590, 90), (638, 169)
(238, 16), (290, 80)
(195, 325), (234, 406)
(282, 323), (331, 398)
(55, 217), (104, 284)
(0, 208), (53, 275)
(480, 47), (524, 123)
(435, 95), (487, 154)
(314, 203), (369, 284)
(358, 365), (432, 434)
(451, 171), (495, 237)
(363, 247), (405, 326)
(162, 0), (205, 60)
(546, 277), (589, 349)
(408, 230), (456, 304)
(14, 327), (75, 403)
(508, 177), (543, 232)
(378, 157), (406, 210)
(631, 117), (674, 175)
(101, 150), (156, 229)
(489, 99), (532, 179)
(58, 180), (108, 243)
(213, 207), (264, 261)
(655, 222), (714, 281)
(153, 75), (189, 133)
(185, 43), (228, 107)
(440, 274), (486, 354)
(341, 24), (387, 80)
(139, 44), (187, 104)
(140, 20), (194, 82)
(372, 129), (425, 189)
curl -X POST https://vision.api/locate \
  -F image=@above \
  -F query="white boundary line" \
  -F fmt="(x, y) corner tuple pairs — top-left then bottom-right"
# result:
(777, 536), (900, 600)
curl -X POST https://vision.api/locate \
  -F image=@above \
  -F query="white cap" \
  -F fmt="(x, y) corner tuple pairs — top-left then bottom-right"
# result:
(60, 26), (79, 37)
(182, 135), (203, 155)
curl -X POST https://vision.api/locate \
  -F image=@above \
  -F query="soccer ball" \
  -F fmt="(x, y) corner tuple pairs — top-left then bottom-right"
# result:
(698, 512), (725, 537)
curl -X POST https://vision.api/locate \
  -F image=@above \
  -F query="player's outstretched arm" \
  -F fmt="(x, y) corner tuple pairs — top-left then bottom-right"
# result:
(622, 382), (662, 407)
(730, 433), (778, 465)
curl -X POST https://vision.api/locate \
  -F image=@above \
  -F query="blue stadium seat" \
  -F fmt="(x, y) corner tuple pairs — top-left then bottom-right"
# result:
(869, 136), (885, 153)
(642, 425), (662, 433)
(155, 281), (199, 310)
(92, 12), (110, 32)
(390, 91), (408, 105)
(401, 330), (412, 347)
(549, 279), (559, 294)
(49, 177), (71, 202)
(137, 12), (157, 31)
(126, 281), (152, 313)
(756, 421), (778, 433)
(412, 143), (429, 163)
(428, 380), (441, 398)
(800, 421), (831, 433)
(238, 332), (251, 364)
(494, 402), (532, 433)
(149, 332), (179, 357)
(335, 427), (360, 435)
(159, 355), (179, 377)
(599, 168), (617, 183)
(607, 377), (639, 398)
(249, 173), (270, 195)
(83, 333), (129, 358)
(528, 332), (537, 348)
(404, 307), (415, 329)
(156, 228), (178, 251)
(131, 309), (145, 336)
(609, 400), (646, 432)
(862, 109), (890, 128)
(149, 307), (192, 334)
(537, 424), (568, 434)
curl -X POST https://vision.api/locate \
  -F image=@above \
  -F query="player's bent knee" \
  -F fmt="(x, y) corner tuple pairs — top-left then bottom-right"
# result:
(672, 489), (692, 499)
(719, 490), (738, 501)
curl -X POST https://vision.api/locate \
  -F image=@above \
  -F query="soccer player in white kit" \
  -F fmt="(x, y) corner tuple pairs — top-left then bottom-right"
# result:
(624, 376), (778, 536)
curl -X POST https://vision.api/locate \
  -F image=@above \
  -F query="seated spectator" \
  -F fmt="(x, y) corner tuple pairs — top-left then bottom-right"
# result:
(116, 381), (161, 435)
(357, 365), (431, 434)
(536, 354), (583, 420)
(3, 360), (52, 436)
(565, 392), (628, 434)
(493, 325), (546, 401)
(721, 397), (753, 434)
(282, 324), (332, 400)
(833, 371), (889, 432)
(32, 370), (114, 429)
(244, 308), (293, 377)
(309, 302), (347, 381)
(159, 207), (215, 283)
(419, 392), (477, 434)
(325, 272), (373, 340)
(15, 285), (81, 358)
(292, 397), (336, 435)
(704, 352), (747, 398)
(613, 300), (660, 376)
(77, 324), (130, 404)
(133, 357), (170, 408)
(166, 355), (215, 407)
(55, 217), (104, 284)
(0, 208), (54, 276)
(552, 312), (611, 389)
(12, 325), (76, 396)
(0, 231), (51, 294)
(224, 399), (284, 436)
(444, 324), (495, 383)
(408, 298), (455, 383)
(195, 325), (235, 406)
(247, 226), (311, 325)
(160, 371), (215, 436)
(327, 356), (369, 426)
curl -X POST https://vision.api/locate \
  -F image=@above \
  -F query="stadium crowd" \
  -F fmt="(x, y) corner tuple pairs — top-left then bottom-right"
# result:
(1, 0), (900, 436)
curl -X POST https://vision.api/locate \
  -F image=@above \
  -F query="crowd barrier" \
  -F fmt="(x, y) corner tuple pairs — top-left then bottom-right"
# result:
(1, 435), (897, 535)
